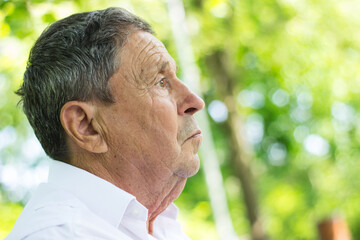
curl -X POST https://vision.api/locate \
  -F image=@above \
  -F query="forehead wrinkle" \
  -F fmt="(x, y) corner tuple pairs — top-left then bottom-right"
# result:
(137, 39), (162, 71)
(126, 40), (155, 89)
(137, 39), (155, 64)
(139, 47), (170, 82)
(136, 35), (165, 65)
(139, 52), (162, 82)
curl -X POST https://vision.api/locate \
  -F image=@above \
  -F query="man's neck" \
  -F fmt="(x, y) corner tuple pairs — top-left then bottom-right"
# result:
(72, 154), (187, 234)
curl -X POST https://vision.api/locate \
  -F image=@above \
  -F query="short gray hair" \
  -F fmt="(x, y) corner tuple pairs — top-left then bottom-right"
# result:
(16, 7), (153, 162)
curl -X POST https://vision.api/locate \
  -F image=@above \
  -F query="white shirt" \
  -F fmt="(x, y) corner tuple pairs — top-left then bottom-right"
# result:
(6, 160), (191, 240)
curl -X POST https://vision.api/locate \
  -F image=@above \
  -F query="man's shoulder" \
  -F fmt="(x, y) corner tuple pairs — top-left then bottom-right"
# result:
(6, 183), (84, 239)
(6, 183), (130, 240)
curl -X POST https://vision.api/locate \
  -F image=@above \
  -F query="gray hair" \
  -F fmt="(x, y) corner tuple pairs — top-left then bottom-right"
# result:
(16, 7), (153, 162)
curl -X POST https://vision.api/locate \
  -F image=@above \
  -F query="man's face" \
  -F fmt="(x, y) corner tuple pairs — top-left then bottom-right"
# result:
(97, 31), (204, 179)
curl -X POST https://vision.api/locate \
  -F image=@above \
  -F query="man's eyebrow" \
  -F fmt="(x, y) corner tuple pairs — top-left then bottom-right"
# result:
(159, 61), (178, 73)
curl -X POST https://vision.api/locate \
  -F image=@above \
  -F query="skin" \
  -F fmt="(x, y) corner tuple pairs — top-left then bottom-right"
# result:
(60, 30), (205, 234)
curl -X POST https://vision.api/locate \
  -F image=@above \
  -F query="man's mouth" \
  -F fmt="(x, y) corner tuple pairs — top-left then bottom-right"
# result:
(185, 129), (202, 142)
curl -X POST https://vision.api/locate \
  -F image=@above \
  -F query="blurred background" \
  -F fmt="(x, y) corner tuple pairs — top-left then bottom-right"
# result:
(1, 0), (360, 239)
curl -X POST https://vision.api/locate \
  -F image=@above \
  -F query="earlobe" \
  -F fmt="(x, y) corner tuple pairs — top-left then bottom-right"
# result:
(60, 101), (108, 154)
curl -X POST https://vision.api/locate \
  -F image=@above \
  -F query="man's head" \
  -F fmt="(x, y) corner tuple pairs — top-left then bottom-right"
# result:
(17, 8), (153, 161)
(17, 7), (204, 179)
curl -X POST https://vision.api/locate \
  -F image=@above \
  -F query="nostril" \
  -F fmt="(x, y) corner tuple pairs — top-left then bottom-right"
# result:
(184, 107), (197, 114)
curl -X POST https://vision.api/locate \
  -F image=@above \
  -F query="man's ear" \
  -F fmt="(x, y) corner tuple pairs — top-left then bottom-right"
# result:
(60, 101), (108, 154)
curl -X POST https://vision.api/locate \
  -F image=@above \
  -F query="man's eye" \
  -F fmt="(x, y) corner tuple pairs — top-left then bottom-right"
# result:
(157, 78), (167, 88)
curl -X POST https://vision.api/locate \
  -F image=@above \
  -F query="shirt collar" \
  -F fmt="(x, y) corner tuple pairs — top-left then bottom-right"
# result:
(47, 160), (137, 228)
(47, 160), (181, 237)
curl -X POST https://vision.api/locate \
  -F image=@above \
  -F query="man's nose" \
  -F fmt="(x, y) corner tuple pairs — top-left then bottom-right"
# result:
(177, 85), (205, 116)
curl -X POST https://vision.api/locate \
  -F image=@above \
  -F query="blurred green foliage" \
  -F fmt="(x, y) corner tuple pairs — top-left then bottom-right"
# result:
(1, 0), (360, 239)
(0, 202), (22, 239)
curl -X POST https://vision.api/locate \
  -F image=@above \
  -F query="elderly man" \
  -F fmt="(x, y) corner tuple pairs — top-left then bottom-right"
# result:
(7, 7), (204, 240)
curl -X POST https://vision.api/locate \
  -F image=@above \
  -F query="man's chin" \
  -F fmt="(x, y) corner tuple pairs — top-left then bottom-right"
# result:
(175, 154), (200, 178)
(190, 154), (201, 176)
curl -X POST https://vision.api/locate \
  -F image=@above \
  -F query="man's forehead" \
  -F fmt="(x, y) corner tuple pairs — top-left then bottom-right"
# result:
(129, 31), (165, 50)
(115, 30), (177, 86)
(121, 31), (168, 63)
(125, 31), (177, 71)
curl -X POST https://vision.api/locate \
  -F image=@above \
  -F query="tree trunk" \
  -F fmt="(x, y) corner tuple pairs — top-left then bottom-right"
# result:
(318, 217), (352, 240)
(205, 50), (267, 240)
